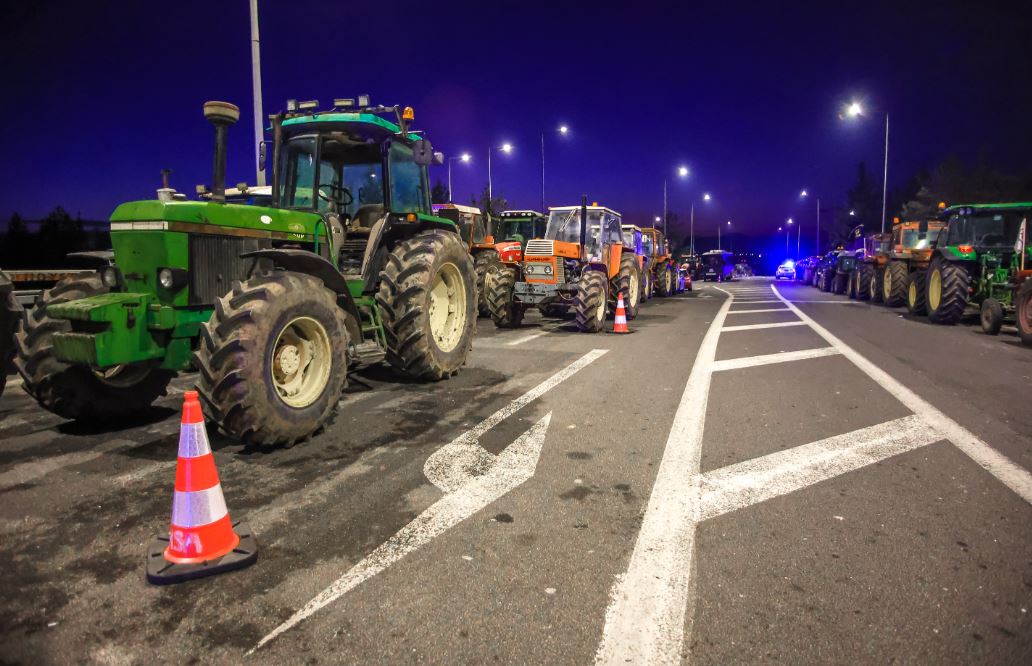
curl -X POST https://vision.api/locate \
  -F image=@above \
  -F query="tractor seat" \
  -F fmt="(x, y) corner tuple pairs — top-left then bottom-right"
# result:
(351, 204), (385, 230)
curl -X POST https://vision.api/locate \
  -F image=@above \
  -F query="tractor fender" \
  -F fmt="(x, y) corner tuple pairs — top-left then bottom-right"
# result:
(240, 248), (361, 322)
(66, 250), (114, 266)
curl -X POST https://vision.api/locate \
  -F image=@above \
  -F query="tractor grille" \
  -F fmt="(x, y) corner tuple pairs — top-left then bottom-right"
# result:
(188, 235), (270, 305)
(555, 260), (566, 284)
(525, 239), (555, 257)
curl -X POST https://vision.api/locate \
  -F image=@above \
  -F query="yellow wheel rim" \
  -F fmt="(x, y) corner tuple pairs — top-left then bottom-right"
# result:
(272, 316), (332, 408)
(928, 269), (942, 311)
(428, 262), (467, 353)
(883, 270), (892, 300)
(908, 281), (917, 307)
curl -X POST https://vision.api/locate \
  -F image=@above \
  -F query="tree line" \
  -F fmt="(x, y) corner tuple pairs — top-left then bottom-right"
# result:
(1, 207), (109, 269)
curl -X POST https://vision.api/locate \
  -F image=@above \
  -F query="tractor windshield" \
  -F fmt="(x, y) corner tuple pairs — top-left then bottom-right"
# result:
(278, 135), (384, 218)
(500, 218), (538, 241)
(545, 209), (592, 243)
(945, 211), (1027, 249)
(901, 227), (940, 250)
(642, 234), (654, 256)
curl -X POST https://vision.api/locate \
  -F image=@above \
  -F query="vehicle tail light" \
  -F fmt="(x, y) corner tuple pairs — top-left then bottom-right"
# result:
(958, 244), (974, 253)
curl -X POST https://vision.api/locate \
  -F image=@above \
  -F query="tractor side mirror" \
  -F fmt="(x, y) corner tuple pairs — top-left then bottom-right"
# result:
(412, 139), (434, 166)
(258, 141), (267, 171)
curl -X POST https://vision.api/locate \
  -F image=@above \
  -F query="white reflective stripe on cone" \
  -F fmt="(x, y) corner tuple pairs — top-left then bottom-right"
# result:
(171, 484), (229, 528)
(177, 422), (213, 459)
(615, 315), (627, 324)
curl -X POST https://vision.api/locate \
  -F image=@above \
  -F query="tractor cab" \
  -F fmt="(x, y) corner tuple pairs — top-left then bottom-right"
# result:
(542, 204), (625, 264)
(432, 204), (493, 250)
(496, 210), (547, 247)
(271, 98), (447, 283)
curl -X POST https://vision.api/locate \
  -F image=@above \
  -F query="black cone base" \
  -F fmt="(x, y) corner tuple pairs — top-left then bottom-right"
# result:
(146, 520), (258, 585)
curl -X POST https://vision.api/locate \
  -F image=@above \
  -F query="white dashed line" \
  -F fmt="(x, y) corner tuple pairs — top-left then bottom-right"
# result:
(721, 321), (806, 332)
(710, 347), (840, 372)
(725, 308), (789, 314)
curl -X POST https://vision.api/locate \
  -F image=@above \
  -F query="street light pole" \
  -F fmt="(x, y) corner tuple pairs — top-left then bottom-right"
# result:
(690, 202), (694, 255)
(487, 147), (492, 201)
(540, 132), (545, 213)
(249, 0), (265, 186)
(881, 113), (889, 233)
(663, 179), (668, 236)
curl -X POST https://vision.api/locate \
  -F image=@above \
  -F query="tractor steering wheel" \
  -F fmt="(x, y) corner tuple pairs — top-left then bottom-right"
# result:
(317, 184), (354, 210)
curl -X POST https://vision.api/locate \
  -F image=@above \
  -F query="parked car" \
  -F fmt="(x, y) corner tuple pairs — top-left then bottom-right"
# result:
(775, 260), (797, 280)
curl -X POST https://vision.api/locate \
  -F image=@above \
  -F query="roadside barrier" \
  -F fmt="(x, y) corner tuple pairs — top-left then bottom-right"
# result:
(146, 391), (257, 584)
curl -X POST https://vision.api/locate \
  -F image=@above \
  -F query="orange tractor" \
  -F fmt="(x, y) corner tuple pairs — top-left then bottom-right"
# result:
(641, 227), (680, 296)
(869, 217), (946, 311)
(487, 199), (640, 332)
(432, 203), (500, 316)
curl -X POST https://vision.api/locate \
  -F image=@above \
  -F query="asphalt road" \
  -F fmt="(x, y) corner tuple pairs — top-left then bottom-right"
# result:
(1, 277), (1030, 664)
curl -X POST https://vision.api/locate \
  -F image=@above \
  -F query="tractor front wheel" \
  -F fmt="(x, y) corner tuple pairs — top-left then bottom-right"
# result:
(377, 230), (477, 379)
(870, 267), (885, 303)
(487, 266), (525, 328)
(1016, 279), (1032, 346)
(907, 271), (927, 315)
(655, 266), (674, 297)
(883, 261), (908, 307)
(194, 271), (350, 447)
(980, 298), (1004, 335)
(833, 272), (848, 294)
(575, 270), (608, 333)
(926, 257), (969, 325)
(473, 249), (500, 318)
(15, 275), (173, 420)
(855, 265), (873, 301)
(611, 255), (641, 319)
(0, 271), (21, 398)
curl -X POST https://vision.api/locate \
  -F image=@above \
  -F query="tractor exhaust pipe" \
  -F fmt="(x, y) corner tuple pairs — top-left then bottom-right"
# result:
(580, 195), (588, 259)
(202, 101), (240, 203)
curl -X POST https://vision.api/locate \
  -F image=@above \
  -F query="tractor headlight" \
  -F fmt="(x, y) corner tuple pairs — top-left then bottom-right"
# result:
(100, 266), (121, 288)
(157, 267), (188, 290)
(544, 265), (553, 274)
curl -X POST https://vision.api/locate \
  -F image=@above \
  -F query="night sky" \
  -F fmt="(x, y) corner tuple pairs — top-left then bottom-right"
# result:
(1, 0), (1029, 250)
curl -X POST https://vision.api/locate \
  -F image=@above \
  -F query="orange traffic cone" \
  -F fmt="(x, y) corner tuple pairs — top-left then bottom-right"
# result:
(146, 391), (257, 584)
(611, 291), (631, 334)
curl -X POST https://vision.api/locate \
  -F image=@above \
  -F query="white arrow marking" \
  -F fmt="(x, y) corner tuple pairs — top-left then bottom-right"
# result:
(252, 349), (608, 653)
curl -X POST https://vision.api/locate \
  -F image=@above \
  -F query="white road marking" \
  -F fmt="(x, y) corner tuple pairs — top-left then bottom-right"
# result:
(697, 415), (937, 520)
(0, 439), (137, 491)
(425, 349), (608, 492)
(771, 285), (1032, 503)
(594, 288), (733, 665)
(788, 299), (864, 304)
(251, 412), (554, 653)
(725, 308), (789, 314)
(506, 324), (563, 347)
(727, 299), (781, 304)
(710, 347), (840, 372)
(721, 321), (806, 332)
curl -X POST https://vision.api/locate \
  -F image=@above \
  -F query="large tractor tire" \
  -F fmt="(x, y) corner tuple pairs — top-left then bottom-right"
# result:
(377, 230), (477, 379)
(1016, 279), (1032, 346)
(195, 271), (349, 447)
(473, 249), (500, 318)
(1, 271), (22, 398)
(869, 267), (885, 303)
(574, 270), (608, 333)
(642, 271), (652, 301)
(925, 257), (969, 325)
(883, 261), (908, 307)
(487, 266), (525, 328)
(846, 271), (859, 299)
(611, 255), (642, 319)
(15, 275), (173, 420)
(980, 298), (1004, 336)
(906, 271), (927, 315)
(655, 265), (674, 297)
(855, 264), (873, 301)
(832, 272), (848, 294)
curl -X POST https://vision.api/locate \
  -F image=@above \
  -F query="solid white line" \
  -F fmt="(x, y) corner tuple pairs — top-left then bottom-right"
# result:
(725, 308), (789, 314)
(788, 300), (864, 304)
(697, 415), (938, 520)
(771, 285), (1032, 504)
(506, 325), (561, 346)
(594, 288), (733, 665)
(252, 412), (554, 653)
(722, 321), (805, 332)
(710, 347), (840, 372)
(728, 299), (781, 304)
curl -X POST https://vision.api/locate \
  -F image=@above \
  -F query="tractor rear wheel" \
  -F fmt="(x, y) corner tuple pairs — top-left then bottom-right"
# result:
(655, 265), (674, 297)
(195, 271), (349, 447)
(847, 271), (858, 299)
(575, 270), (608, 333)
(377, 230), (477, 379)
(1016, 279), (1032, 346)
(870, 267), (885, 303)
(486, 266), (524, 328)
(855, 265), (873, 301)
(980, 298), (1004, 335)
(926, 257), (969, 325)
(833, 272), (848, 294)
(473, 249), (500, 318)
(883, 261), (908, 307)
(611, 255), (641, 319)
(15, 274), (173, 420)
(642, 271), (652, 301)
(907, 271), (927, 315)
(1, 271), (23, 398)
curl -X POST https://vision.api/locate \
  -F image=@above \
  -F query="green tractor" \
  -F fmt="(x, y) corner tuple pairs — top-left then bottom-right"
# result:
(924, 203), (1029, 327)
(17, 98), (477, 446)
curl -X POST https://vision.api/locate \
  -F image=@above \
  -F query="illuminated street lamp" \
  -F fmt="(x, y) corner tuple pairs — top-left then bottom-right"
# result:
(488, 142), (513, 201)
(690, 192), (713, 255)
(800, 189), (819, 255)
(541, 125), (570, 211)
(842, 99), (890, 233)
(447, 152), (471, 202)
(663, 166), (689, 236)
